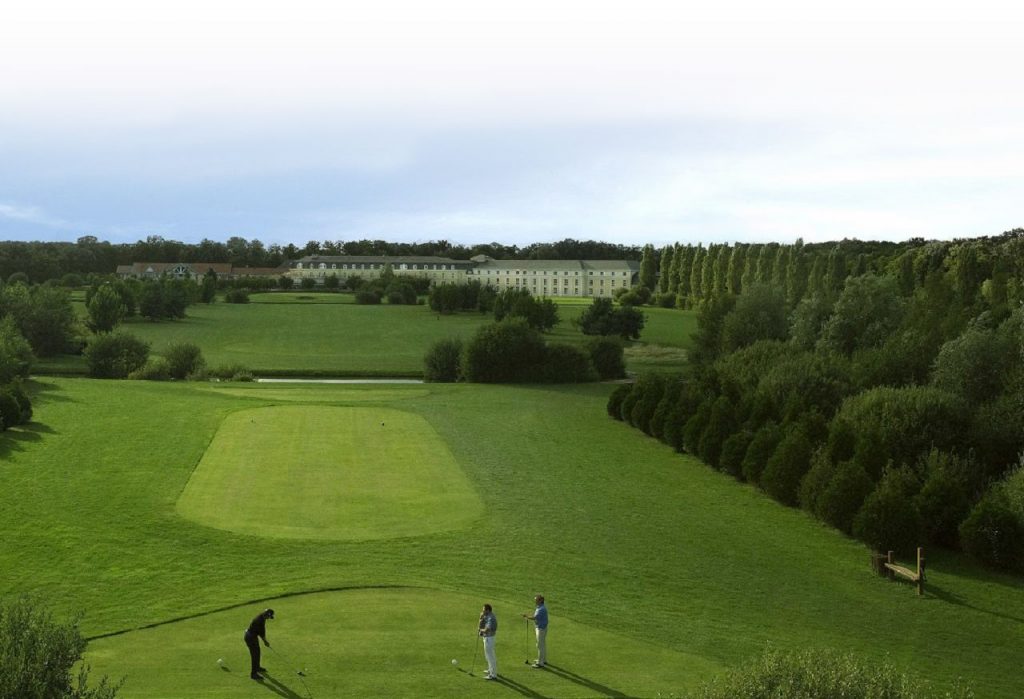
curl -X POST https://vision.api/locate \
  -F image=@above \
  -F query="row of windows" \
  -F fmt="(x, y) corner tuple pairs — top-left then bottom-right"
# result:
(296, 262), (459, 271)
(475, 270), (629, 276)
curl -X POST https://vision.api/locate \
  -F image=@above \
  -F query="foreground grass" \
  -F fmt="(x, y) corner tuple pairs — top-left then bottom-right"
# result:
(2, 379), (1022, 697)
(46, 298), (697, 376)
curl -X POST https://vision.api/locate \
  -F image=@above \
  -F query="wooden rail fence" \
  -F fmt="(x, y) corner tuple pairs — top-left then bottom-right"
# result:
(871, 547), (926, 595)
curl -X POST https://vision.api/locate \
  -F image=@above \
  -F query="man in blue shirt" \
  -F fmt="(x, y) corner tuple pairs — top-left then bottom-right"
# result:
(478, 603), (498, 680)
(522, 595), (548, 668)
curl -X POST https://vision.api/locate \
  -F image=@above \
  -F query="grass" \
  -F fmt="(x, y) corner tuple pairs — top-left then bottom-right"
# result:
(176, 405), (482, 540)
(44, 298), (697, 376)
(3, 379), (1023, 697)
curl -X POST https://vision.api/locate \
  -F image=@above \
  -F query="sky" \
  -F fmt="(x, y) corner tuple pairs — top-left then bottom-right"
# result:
(1, 0), (1023, 248)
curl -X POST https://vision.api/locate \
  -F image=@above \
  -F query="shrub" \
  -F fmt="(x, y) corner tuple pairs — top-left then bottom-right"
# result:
(0, 316), (34, 383)
(970, 393), (1024, 479)
(853, 466), (923, 556)
(628, 374), (667, 434)
(355, 289), (381, 304)
(958, 491), (1024, 571)
(698, 395), (737, 468)
(0, 597), (122, 699)
(224, 288), (250, 304)
(128, 357), (171, 381)
(815, 459), (874, 534)
(299, 277), (317, 290)
(761, 426), (813, 506)
(278, 275), (294, 290)
(423, 338), (463, 382)
(5, 382), (32, 425)
(682, 398), (713, 454)
(231, 370), (256, 382)
(209, 363), (252, 379)
(0, 390), (22, 430)
(915, 449), (979, 547)
(542, 344), (597, 383)
(323, 274), (340, 290)
(931, 325), (1017, 407)
(163, 342), (205, 379)
(586, 337), (626, 380)
(461, 320), (546, 383)
(742, 422), (781, 485)
(84, 333), (150, 379)
(687, 646), (973, 699)
(576, 297), (645, 339)
(720, 284), (789, 353)
(6, 271), (29, 285)
(607, 384), (632, 420)
(653, 292), (676, 308)
(720, 431), (752, 480)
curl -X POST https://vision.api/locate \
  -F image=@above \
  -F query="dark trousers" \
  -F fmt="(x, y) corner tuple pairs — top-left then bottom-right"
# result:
(244, 632), (261, 677)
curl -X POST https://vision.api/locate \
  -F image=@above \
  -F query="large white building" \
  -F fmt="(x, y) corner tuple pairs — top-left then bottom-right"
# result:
(289, 254), (641, 297)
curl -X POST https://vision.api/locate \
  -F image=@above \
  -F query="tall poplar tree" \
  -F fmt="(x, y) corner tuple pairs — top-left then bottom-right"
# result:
(658, 244), (675, 294)
(690, 245), (705, 302)
(639, 244), (657, 291)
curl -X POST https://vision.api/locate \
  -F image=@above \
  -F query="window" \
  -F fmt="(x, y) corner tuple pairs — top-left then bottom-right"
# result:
(332, 263), (337, 269)
(296, 263), (303, 269)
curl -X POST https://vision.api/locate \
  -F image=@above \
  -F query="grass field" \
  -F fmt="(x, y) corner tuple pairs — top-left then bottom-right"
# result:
(3, 378), (1023, 697)
(47, 294), (697, 376)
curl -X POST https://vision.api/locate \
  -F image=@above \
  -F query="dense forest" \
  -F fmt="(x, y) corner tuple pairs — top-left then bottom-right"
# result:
(612, 228), (1024, 572)
(0, 236), (644, 283)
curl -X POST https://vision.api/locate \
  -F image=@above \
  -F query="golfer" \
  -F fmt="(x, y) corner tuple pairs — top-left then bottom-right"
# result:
(478, 603), (498, 680)
(522, 595), (548, 667)
(244, 608), (274, 680)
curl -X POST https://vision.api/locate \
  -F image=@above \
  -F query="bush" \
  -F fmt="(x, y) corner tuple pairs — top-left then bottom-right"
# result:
(720, 431), (752, 480)
(0, 597), (121, 699)
(231, 370), (256, 382)
(587, 337), (626, 380)
(209, 363), (252, 379)
(128, 357), (171, 381)
(813, 459), (874, 534)
(323, 274), (340, 290)
(761, 426), (813, 506)
(224, 288), (250, 304)
(299, 277), (317, 290)
(697, 395), (737, 468)
(687, 646), (973, 699)
(84, 333), (150, 379)
(355, 289), (381, 304)
(542, 344), (597, 383)
(959, 491), (1024, 571)
(742, 422), (781, 485)
(278, 275), (294, 290)
(0, 316), (34, 383)
(576, 297), (645, 339)
(5, 382), (32, 425)
(853, 466), (923, 556)
(607, 384), (632, 420)
(423, 338), (463, 382)
(461, 320), (547, 383)
(163, 342), (205, 379)
(0, 389), (22, 430)
(915, 449), (979, 547)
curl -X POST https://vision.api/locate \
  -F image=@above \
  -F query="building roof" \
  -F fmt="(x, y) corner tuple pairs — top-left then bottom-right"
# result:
(293, 255), (472, 267)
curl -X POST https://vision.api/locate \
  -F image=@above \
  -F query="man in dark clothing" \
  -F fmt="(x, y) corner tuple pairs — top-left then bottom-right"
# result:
(244, 608), (274, 680)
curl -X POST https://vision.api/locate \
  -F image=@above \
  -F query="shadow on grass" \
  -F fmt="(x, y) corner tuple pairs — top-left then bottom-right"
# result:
(27, 379), (76, 404)
(543, 664), (628, 698)
(493, 674), (550, 697)
(927, 548), (1024, 593)
(927, 583), (1024, 624)
(258, 671), (306, 699)
(0, 423), (53, 458)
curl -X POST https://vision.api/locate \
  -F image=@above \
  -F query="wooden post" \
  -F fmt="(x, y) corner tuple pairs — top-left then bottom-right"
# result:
(886, 551), (894, 580)
(916, 547), (926, 596)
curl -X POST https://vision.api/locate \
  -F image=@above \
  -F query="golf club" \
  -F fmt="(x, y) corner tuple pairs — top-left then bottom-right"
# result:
(469, 630), (482, 677)
(524, 616), (531, 665)
(268, 644), (313, 698)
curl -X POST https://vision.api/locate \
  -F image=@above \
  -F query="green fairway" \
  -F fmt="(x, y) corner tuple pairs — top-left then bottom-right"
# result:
(176, 405), (482, 540)
(5, 378), (1022, 697)
(86, 587), (719, 698)
(49, 297), (697, 376)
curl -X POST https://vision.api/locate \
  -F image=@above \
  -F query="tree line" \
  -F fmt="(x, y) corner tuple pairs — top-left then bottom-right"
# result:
(612, 229), (1024, 572)
(0, 236), (646, 284)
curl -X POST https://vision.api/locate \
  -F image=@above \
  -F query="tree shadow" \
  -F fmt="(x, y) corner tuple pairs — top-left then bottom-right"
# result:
(926, 548), (1024, 593)
(927, 583), (1024, 624)
(543, 664), (629, 698)
(0, 424), (51, 458)
(26, 379), (76, 405)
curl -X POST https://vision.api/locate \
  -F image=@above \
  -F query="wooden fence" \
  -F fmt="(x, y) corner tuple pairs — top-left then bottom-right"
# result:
(871, 548), (926, 595)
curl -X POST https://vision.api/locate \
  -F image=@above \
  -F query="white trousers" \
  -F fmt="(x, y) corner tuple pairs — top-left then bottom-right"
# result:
(535, 626), (547, 664)
(482, 635), (497, 677)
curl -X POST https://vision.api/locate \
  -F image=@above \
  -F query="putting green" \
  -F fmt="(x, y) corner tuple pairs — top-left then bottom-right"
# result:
(85, 587), (723, 698)
(176, 406), (482, 540)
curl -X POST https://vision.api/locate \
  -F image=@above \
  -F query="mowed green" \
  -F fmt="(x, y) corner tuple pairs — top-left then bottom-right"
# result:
(5, 379), (1023, 697)
(51, 294), (697, 376)
(176, 405), (482, 540)
(86, 588), (719, 698)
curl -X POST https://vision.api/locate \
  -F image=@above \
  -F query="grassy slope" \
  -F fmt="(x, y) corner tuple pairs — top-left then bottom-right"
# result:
(2, 379), (1023, 697)
(45, 296), (696, 376)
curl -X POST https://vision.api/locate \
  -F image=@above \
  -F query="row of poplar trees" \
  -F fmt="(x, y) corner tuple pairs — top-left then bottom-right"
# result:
(616, 229), (1024, 572)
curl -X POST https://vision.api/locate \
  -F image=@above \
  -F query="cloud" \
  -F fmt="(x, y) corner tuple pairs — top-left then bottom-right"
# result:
(0, 203), (70, 229)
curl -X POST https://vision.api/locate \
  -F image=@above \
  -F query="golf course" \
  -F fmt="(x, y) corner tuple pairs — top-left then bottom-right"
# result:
(3, 354), (1024, 697)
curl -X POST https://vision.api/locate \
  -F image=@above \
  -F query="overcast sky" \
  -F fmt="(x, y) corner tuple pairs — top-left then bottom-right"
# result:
(1, 0), (1022, 248)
